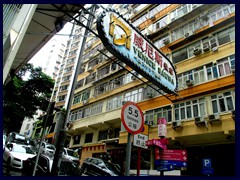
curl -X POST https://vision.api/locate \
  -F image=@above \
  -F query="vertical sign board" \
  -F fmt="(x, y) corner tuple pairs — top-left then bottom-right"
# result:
(133, 124), (149, 149)
(97, 9), (178, 95)
(158, 118), (167, 138)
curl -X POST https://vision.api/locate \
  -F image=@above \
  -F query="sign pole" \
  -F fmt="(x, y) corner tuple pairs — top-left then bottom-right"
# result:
(137, 148), (141, 176)
(125, 132), (132, 176)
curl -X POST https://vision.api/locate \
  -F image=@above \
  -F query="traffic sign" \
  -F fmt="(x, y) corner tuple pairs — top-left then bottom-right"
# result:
(133, 134), (148, 149)
(157, 164), (174, 171)
(155, 149), (187, 161)
(146, 139), (168, 150)
(155, 160), (187, 167)
(202, 159), (212, 168)
(121, 101), (144, 134)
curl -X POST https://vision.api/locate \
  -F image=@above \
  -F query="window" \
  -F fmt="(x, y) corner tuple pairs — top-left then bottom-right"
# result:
(124, 88), (143, 103)
(75, 79), (84, 89)
(98, 130), (108, 141)
(145, 106), (172, 125)
(62, 75), (71, 82)
(73, 95), (81, 105)
(58, 95), (66, 102)
(107, 95), (123, 111)
(85, 133), (93, 143)
(211, 91), (234, 114)
(174, 98), (206, 121)
(90, 102), (103, 115)
(95, 83), (108, 96)
(60, 85), (68, 91)
(172, 47), (188, 63)
(73, 135), (81, 145)
(97, 65), (110, 79)
(25, 124), (30, 130)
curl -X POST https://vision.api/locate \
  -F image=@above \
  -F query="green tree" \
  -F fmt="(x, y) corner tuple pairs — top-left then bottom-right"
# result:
(3, 63), (55, 133)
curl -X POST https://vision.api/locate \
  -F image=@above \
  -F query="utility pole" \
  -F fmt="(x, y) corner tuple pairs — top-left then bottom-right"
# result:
(50, 4), (97, 176)
(32, 101), (54, 176)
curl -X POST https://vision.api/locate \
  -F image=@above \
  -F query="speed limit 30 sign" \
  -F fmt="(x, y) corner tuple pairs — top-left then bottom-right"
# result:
(121, 101), (144, 134)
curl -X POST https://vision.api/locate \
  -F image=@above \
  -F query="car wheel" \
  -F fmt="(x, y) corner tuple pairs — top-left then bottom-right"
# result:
(6, 158), (11, 175)
(83, 167), (88, 174)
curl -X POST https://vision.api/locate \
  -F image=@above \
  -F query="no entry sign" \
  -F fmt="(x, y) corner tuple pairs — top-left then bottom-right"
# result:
(121, 101), (144, 134)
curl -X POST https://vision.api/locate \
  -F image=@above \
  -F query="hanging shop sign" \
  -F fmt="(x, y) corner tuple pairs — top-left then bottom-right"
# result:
(97, 9), (178, 95)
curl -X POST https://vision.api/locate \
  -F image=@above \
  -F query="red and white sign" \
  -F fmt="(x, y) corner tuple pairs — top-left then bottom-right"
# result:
(146, 138), (168, 150)
(155, 149), (187, 161)
(121, 101), (144, 134)
(158, 118), (167, 137)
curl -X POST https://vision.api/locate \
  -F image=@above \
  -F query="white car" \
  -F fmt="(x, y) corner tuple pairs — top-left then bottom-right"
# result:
(3, 143), (36, 170)
(3, 134), (7, 150)
(36, 141), (56, 156)
(63, 148), (79, 165)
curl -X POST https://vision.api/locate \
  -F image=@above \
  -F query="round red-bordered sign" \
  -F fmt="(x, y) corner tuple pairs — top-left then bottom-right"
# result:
(121, 101), (144, 134)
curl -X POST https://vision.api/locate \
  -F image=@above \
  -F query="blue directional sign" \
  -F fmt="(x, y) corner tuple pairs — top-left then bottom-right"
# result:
(155, 160), (187, 167)
(157, 164), (174, 171)
(201, 167), (214, 175)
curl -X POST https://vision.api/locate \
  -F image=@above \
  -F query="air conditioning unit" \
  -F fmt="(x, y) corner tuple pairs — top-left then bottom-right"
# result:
(186, 79), (194, 87)
(203, 44), (210, 52)
(193, 47), (202, 55)
(87, 66), (93, 72)
(122, 101), (127, 105)
(145, 120), (153, 126)
(195, 116), (205, 126)
(231, 110), (235, 121)
(163, 38), (170, 45)
(185, 31), (193, 38)
(231, 65), (235, 73)
(146, 92), (154, 98)
(114, 79), (120, 84)
(212, 46), (218, 52)
(98, 87), (104, 92)
(83, 100), (89, 105)
(172, 121), (182, 130)
(207, 114), (220, 124)
(171, 17), (176, 21)
(150, 15), (155, 21)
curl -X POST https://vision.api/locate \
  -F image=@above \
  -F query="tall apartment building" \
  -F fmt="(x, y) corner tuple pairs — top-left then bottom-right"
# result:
(42, 37), (67, 79)
(40, 4), (235, 176)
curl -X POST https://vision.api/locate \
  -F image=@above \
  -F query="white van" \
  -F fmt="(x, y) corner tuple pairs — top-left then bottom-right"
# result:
(63, 148), (79, 165)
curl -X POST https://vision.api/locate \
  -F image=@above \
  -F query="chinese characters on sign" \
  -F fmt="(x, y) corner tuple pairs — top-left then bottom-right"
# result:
(97, 9), (178, 95)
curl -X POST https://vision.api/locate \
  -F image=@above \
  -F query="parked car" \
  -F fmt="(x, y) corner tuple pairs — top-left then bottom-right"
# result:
(81, 157), (123, 176)
(36, 141), (56, 156)
(22, 154), (82, 176)
(3, 134), (7, 150)
(3, 143), (36, 171)
(63, 148), (79, 165)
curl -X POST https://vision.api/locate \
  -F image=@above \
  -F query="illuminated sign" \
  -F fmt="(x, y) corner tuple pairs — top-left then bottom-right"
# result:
(97, 9), (178, 94)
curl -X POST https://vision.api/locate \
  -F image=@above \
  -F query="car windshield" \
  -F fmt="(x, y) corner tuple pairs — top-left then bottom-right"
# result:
(66, 149), (79, 157)
(104, 161), (119, 172)
(46, 145), (55, 150)
(12, 145), (35, 154)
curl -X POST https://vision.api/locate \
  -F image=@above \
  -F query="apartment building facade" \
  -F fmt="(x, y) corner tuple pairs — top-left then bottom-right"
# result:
(44, 4), (235, 175)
